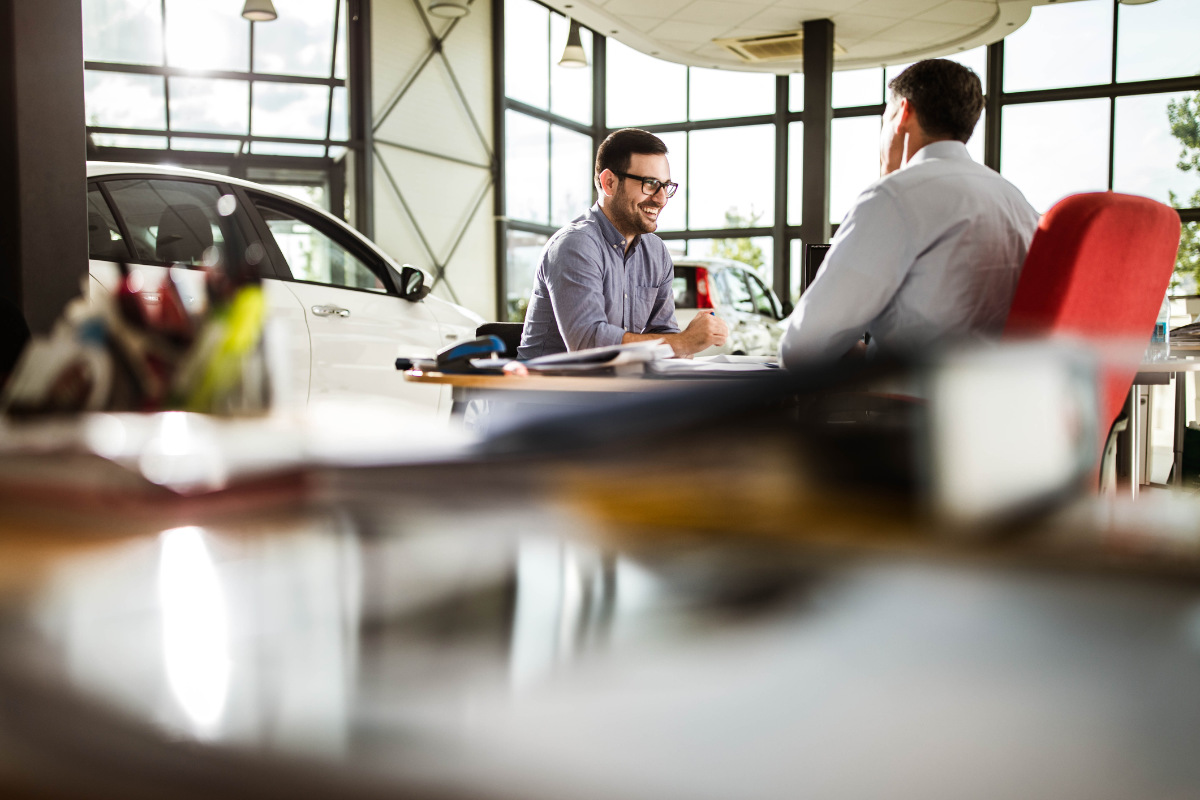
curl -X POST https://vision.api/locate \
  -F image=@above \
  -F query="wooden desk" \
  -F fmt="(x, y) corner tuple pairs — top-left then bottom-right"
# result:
(403, 368), (773, 417)
(1129, 352), (1200, 492)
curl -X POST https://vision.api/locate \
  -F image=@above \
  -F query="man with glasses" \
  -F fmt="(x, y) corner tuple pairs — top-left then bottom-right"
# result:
(517, 128), (728, 359)
(779, 59), (1039, 367)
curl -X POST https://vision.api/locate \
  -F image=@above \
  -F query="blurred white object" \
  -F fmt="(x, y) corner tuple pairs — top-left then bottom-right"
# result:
(924, 342), (1099, 528)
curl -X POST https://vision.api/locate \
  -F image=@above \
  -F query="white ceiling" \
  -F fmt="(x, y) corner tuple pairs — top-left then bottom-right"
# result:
(539, 0), (1084, 73)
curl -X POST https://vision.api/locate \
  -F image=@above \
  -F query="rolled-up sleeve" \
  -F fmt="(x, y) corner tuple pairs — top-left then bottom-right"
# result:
(779, 184), (914, 368)
(544, 234), (627, 351)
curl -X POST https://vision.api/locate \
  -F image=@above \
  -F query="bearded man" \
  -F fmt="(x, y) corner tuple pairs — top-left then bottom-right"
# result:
(517, 128), (727, 359)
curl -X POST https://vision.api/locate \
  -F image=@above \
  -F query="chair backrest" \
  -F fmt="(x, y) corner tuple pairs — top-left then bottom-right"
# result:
(1003, 191), (1181, 452)
(476, 322), (525, 358)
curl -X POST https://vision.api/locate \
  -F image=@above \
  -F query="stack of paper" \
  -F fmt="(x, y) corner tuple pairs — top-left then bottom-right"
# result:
(510, 340), (675, 375)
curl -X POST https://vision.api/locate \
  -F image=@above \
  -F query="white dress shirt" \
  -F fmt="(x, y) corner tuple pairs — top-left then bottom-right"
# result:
(779, 140), (1040, 367)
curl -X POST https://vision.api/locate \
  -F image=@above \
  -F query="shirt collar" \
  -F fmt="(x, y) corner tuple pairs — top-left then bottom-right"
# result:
(906, 139), (972, 169)
(589, 202), (638, 252)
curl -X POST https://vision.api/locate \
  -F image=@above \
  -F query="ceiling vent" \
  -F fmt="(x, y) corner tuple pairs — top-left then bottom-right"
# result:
(714, 31), (845, 63)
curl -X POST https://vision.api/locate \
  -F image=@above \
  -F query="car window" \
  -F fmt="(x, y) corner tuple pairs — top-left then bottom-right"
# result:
(718, 269), (756, 314)
(672, 268), (697, 308)
(745, 272), (780, 319)
(102, 179), (227, 267)
(87, 185), (129, 261)
(251, 196), (385, 293)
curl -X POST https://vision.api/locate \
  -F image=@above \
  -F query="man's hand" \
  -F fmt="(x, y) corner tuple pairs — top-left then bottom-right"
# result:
(674, 312), (728, 357)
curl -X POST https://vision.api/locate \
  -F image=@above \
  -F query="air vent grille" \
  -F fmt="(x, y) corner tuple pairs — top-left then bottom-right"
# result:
(714, 30), (844, 63)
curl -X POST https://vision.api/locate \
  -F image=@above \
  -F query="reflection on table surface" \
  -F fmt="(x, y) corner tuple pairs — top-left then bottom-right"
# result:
(3, 480), (1200, 800)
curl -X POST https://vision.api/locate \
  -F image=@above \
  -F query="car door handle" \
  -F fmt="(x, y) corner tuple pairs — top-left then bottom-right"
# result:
(312, 304), (350, 318)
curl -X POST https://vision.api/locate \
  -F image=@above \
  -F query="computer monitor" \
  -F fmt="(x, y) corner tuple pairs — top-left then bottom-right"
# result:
(801, 243), (830, 294)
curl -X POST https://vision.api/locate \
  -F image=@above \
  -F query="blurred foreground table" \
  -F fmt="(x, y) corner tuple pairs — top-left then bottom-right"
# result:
(1, 450), (1200, 800)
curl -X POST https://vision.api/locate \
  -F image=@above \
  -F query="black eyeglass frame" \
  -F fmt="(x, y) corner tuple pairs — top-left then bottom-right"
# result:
(614, 171), (679, 199)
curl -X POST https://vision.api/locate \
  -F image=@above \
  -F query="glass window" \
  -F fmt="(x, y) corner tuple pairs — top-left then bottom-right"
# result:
(686, 238), (774, 282)
(688, 125), (774, 230)
(87, 186), (128, 261)
(653, 131), (688, 233)
(329, 86), (348, 141)
(169, 77), (249, 135)
(1114, 92), (1200, 208)
(253, 197), (384, 291)
(1003, 0), (1113, 93)
(1117, 0), (1200, 83)
(1001, 98), (1111, 213)
(250, 142), (328, 157)
(787, 121), (803, 226)
(789, 238), (804, 303)
(505, 110), (549, 225)
(252, 0), (337, 78)
(830, 115), (881, 225)
(333, 0), (348, 81)
(789, 73), (804, 112)
(607, 39), (687, 127)
(85, 71), (166, 130)
(505, 0), (549, 109)
(833, 67), (883, 108)
(104, 179), (227, 266)
(164, 0), (250, 73)
(550, 13), (592, 124)
(83, 0), (163, 66)
(90, 133), (169, 149)
(689, 68), (775, 121)
(506, 229), (549, 321)
(550, 126), (594, 226)
(251, 82), (330, 139)
(885, 46), (987, 90)
(170, 138), (242, 153)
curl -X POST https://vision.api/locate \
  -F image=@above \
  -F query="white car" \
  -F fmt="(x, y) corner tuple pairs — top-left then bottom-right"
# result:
(86, 162), (483, 415)
(671, 257), (787, 357)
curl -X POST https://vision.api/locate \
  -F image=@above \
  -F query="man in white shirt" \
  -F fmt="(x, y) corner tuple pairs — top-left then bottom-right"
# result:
(779, 59), (1040, 368)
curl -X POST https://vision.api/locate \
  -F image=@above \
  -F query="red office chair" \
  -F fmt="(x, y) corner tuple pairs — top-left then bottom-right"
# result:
(1004, 191), (1182, 470)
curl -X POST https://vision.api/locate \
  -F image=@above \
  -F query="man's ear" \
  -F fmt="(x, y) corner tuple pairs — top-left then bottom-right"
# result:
(598, 168), (617, 198)
(895, 97), (918, 134)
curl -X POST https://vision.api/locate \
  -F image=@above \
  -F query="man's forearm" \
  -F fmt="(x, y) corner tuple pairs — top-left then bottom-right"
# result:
(621, 330), (697, 358)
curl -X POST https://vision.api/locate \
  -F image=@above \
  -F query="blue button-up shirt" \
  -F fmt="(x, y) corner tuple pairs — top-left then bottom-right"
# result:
(517, 203), (680, 359)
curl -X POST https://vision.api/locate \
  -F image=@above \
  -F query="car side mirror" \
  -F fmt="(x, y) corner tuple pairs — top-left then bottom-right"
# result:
(395, 264), (431, 301)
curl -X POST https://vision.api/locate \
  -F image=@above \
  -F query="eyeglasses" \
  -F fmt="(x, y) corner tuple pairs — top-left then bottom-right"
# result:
(615, 172), (679, 199)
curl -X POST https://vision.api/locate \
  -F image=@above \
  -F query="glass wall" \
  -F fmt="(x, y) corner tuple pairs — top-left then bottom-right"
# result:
(997, 0), (1200, 290)
(499, 0), (1200, 318)
(501, 0), (595, 320)
(83, 0), (351, 211)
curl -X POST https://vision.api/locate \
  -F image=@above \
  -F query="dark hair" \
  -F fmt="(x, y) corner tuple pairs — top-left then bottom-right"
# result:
(595, 128), (668, 185)
(887, 59), (983, 143)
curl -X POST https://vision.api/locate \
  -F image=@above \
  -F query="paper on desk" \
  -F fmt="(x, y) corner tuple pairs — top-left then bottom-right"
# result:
(647, 356), (779, 375)
(522, 340), (674, 373)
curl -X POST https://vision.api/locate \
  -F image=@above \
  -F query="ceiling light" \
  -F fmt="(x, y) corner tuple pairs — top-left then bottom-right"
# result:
(558, 19), (588, 68)
(241, 0), (277, 21)
(428, 0), (470, 18)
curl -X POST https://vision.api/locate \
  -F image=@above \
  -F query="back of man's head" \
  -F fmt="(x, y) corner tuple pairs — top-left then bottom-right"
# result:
(887, 59), (983, 143)
(595, 128), (668, 188)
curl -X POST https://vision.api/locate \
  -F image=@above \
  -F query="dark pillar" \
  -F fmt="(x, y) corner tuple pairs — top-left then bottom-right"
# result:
(0, 0), (87, 335)
(348, 0), (374, 238)
(772, 74), (789, 303)
(801, 18), (834, 253)
(984, 40), (1003, 172)
(491, 0), (506, 321)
